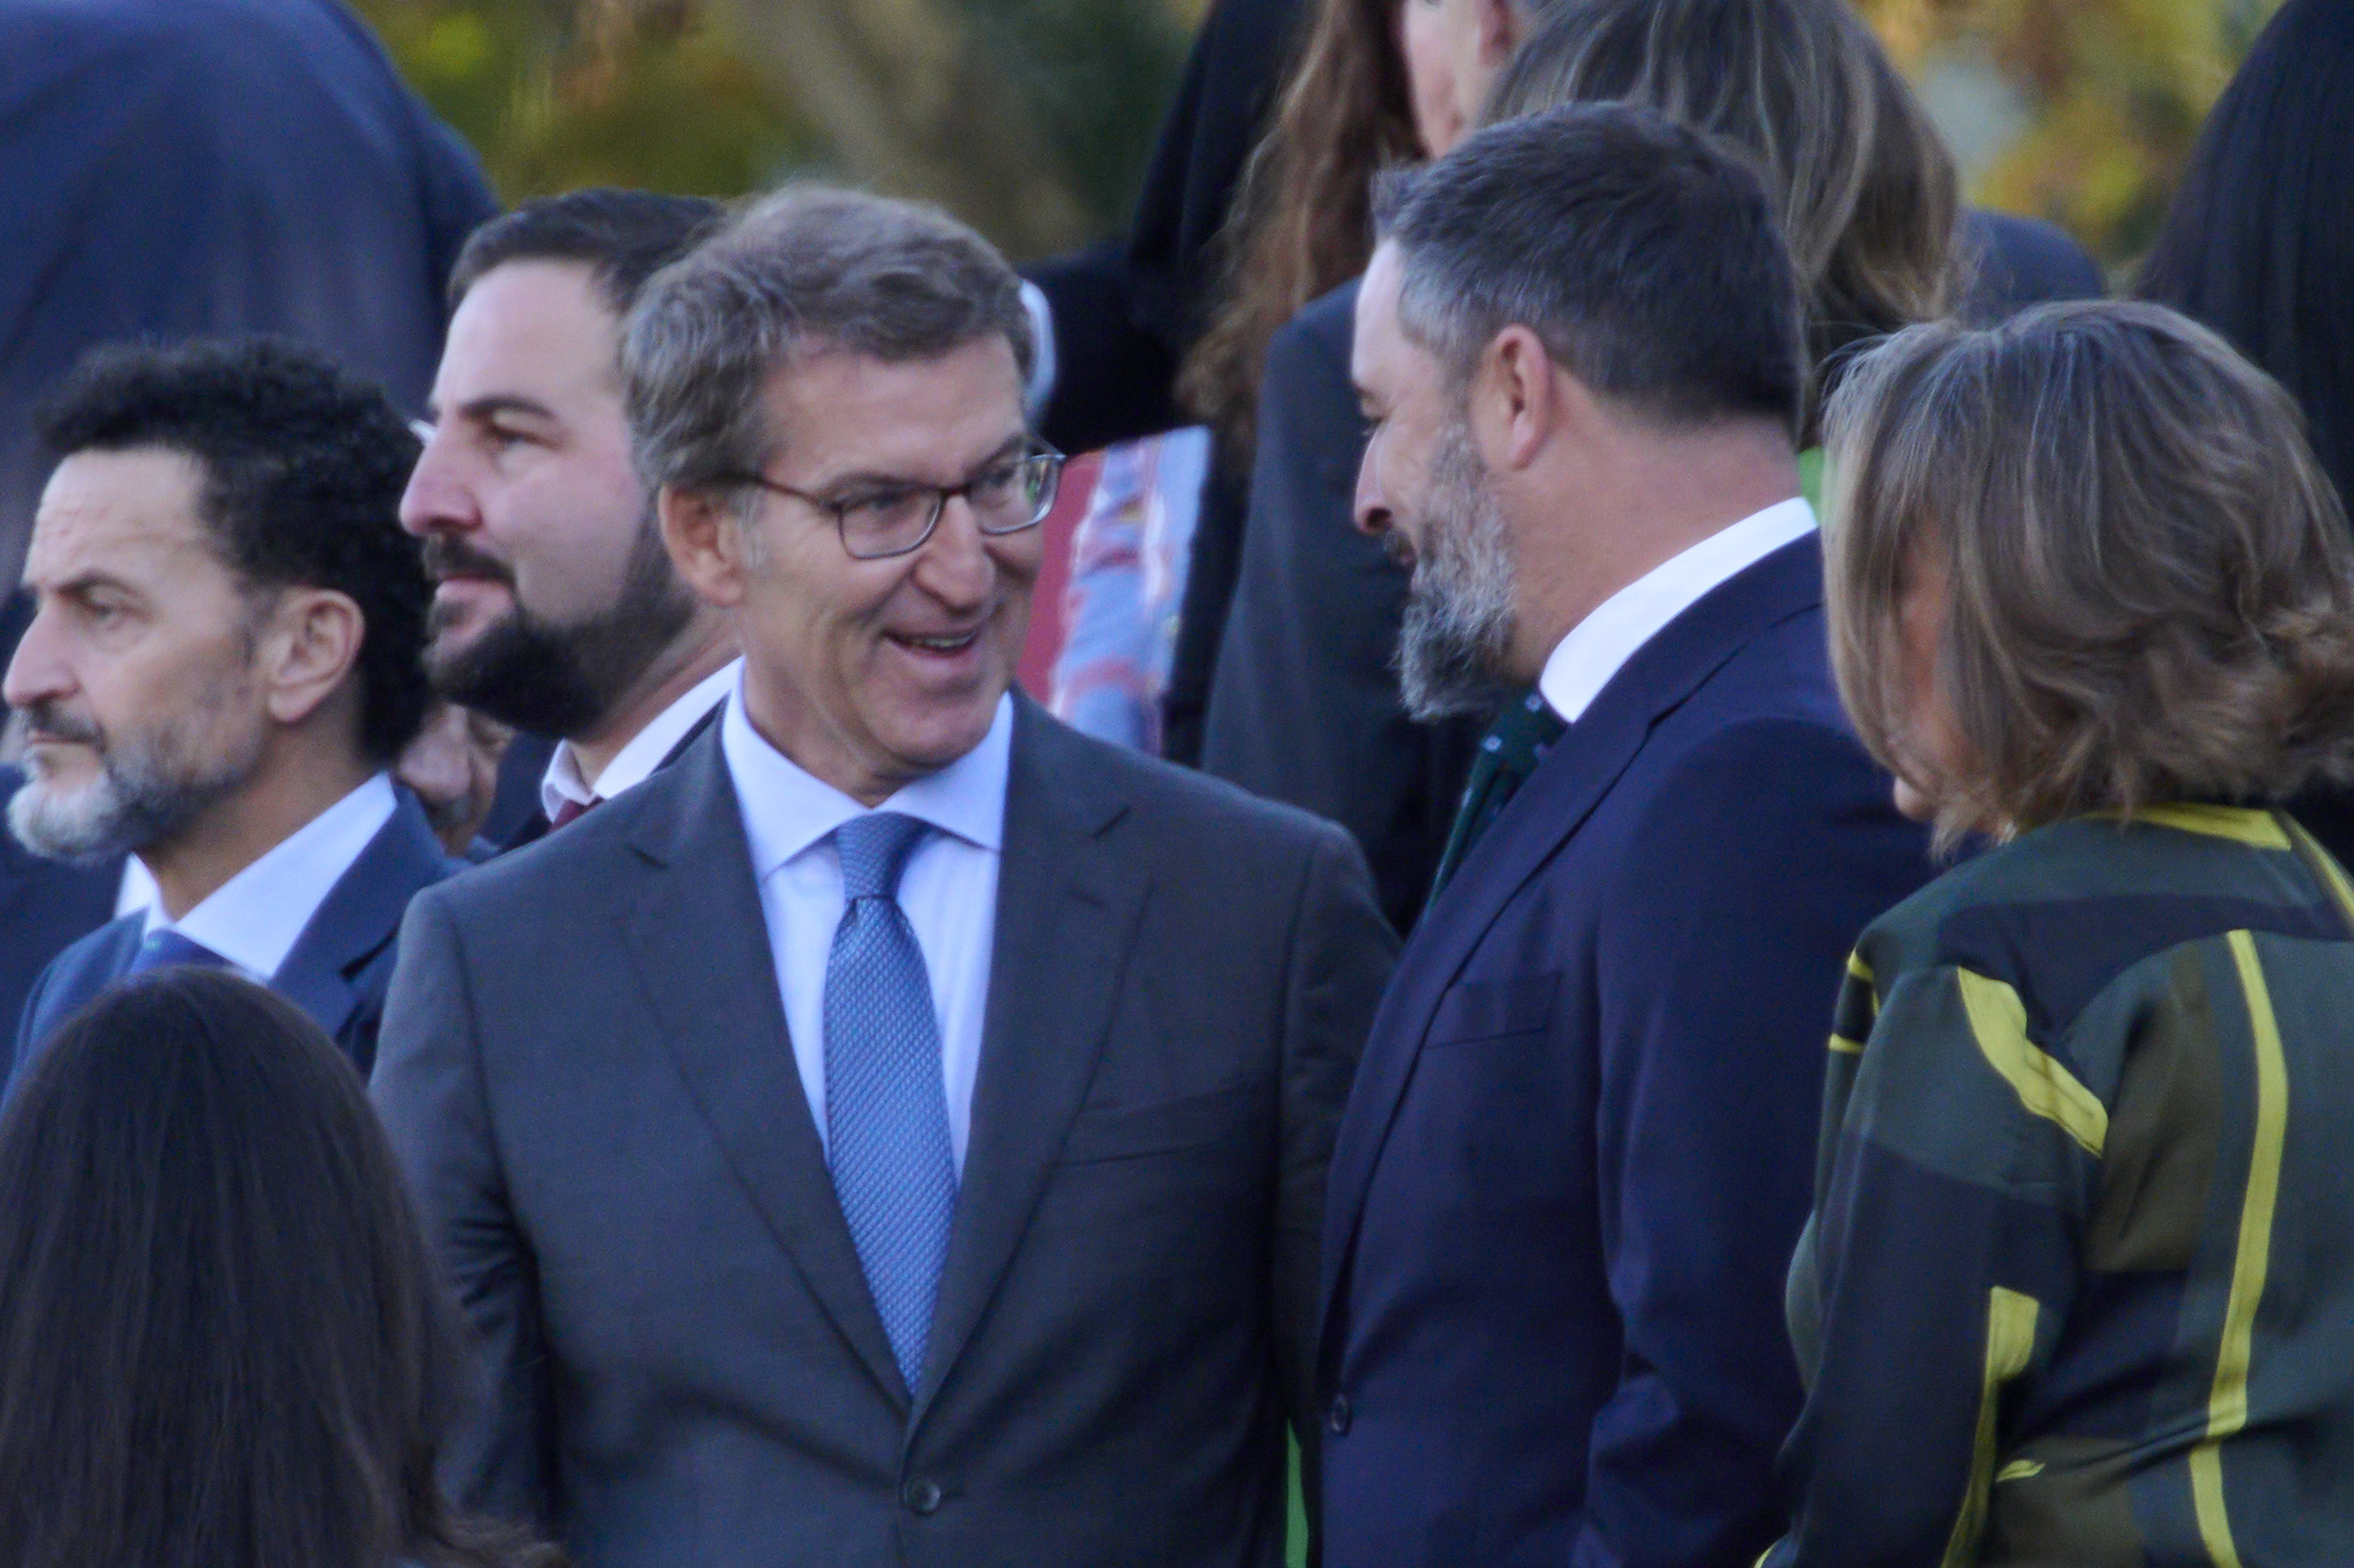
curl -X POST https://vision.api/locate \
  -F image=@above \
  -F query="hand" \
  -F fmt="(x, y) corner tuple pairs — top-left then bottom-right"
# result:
(397, 701), (513, 855)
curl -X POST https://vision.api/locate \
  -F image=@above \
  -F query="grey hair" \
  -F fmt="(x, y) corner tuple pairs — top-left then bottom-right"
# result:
(622, 184), (1035, 497)
(1372, 104), (1805, 435)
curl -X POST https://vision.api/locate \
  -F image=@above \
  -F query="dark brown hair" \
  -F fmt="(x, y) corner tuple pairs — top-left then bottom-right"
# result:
(0, 971), (562, 1568)
(1824, 301), (2354, 848)
(1178, 0), (1420, 448)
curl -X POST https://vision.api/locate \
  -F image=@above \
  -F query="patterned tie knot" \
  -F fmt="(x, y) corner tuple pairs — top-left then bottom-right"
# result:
(836, 811), (929, 903)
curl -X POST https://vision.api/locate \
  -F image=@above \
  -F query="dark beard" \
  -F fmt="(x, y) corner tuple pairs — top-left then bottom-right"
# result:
(426, 518), (696, 738)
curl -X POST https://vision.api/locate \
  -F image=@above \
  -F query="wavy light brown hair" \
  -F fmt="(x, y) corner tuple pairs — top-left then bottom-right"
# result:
(1176, 0), (1419, 448)
(1824, 301), (2354, 850)
(1484, 0), (1960, 443)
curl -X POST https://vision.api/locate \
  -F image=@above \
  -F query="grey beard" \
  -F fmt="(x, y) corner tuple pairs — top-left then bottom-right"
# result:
(1394, 422), (1519, 721)
(8, 715), (258, 867)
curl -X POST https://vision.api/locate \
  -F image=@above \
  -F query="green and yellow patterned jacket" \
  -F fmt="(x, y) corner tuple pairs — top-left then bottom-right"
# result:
(1766, 804), (2354, 1567)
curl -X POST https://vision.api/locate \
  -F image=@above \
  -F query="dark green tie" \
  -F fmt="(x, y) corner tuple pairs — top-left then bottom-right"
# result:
(1429, 688), (1568, 899)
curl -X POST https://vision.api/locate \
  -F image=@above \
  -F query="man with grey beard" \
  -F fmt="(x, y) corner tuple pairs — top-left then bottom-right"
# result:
(6, 338), (455, 1080)
(1318, 105), (1936, 1566)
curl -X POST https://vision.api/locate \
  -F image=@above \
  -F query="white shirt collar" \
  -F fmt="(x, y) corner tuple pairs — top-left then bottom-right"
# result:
(1538, 496), (1816, 724)
(143, 773), (398, 980)
(541, 656), (742, 820)
(719, 670), (1013, 881)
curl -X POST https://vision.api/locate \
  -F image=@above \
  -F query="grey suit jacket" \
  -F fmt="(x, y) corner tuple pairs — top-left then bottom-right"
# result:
(371, 697), (1395, 1568)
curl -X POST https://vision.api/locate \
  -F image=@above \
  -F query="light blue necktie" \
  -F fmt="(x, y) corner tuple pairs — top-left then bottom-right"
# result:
(123, 928), (231, 977)
(824, 811), (959, 1393)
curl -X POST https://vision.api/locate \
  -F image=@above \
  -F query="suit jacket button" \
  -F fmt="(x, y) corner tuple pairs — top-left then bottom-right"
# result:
(1326, 1395), (1351, 1435)
(902, 1477), (943, 1516)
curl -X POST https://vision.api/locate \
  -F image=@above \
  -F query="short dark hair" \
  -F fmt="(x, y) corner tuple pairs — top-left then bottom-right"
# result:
(0, 971), (560, 1568)
(449, 188), (727, 318)
(1482, 0), (1959, 443)
(35, 337), (432, 761)
(1374, 102), (1806, 436)
(2138, 0), (2354, 512)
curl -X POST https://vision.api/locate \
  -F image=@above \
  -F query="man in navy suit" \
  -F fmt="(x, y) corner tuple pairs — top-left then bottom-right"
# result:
(7, 338), (455, 1080)
(1319, 106), (1936, 1566)
(0, 765), (116, 1035)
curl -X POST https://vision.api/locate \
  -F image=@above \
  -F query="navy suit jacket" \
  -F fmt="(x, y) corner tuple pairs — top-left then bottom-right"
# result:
(1317, 537), (1936, 1568)
(11, 788), (458, 1084)
(0, 765), (121, 1041)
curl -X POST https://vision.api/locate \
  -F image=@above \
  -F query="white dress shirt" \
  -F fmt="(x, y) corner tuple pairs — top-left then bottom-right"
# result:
(720, 675), (1010, 1173)
(141, 772), (398, 981)
(541, 657), (741, 822)
(1538, 496), (1817, 724)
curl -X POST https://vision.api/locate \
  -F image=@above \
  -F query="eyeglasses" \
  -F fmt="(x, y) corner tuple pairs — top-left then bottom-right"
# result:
(722, 448), (1066, 561)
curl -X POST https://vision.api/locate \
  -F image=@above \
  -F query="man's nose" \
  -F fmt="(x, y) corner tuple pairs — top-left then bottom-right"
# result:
(400, 430), (478, 539)
(912, 496), (996, 607)
(1354, 446), (1393, 538)
(2, 604), (71, 713)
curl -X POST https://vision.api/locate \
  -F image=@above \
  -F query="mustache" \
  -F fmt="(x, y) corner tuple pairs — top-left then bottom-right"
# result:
(18, 701), (103, 747)
(421, 534), (516, 587)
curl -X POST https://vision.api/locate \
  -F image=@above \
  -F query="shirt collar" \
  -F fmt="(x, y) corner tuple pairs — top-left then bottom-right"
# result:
(542, 657), (742, 818)
(1538, 495), (1816, 724)
(145, 772), (398, 980)
(719, 668), (1013, 881)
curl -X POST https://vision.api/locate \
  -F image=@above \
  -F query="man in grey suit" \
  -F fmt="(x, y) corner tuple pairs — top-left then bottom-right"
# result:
(373, 185), (1395, 1568)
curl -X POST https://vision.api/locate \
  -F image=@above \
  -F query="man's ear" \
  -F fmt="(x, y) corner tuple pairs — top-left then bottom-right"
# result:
(1470, 325), (1565, 473)
(257, 587), (365, 728)
(661, 486), (753, 610)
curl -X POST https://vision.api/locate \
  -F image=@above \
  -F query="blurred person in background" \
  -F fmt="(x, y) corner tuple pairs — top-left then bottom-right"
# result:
(1321, 105), (1933, 1567)
(403, 189), (737, 850)
(2139, 0), (2351, 511)
(0, 0), (494, 663)
(2137, 0), (2354, 873)
(1769, 300), (2354, 1567)
(1193, 0), (1495, 928)
(6, 338), (454, 1078)
(376, 186), (1392, 1568)
(1048, 427), (1212, 752)
(0, 969), (563, 1568)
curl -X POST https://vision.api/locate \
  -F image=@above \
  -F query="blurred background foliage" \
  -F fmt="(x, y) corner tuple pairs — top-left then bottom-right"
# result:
(351, 0), (2281, 274)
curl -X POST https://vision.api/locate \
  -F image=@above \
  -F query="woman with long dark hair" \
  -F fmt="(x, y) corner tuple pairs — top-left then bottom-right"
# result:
(0, 970), (559, 1568)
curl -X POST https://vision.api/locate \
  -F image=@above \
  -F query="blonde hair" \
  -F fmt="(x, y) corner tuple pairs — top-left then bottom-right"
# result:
(1484, 0), (1960, 442)
(1824, 300), (2354, 849)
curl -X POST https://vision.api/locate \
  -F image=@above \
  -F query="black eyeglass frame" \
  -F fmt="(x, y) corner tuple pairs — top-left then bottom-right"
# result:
(718, 447), (1068, 561)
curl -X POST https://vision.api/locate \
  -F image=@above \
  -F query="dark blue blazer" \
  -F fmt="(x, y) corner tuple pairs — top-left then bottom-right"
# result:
(0, 765), (121, 1043)
(1316, 537), (1936, 1568)
(11, 788), (459, 1086)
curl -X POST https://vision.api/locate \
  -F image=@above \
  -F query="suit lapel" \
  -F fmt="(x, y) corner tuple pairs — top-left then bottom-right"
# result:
(620, 731), (910, 1406)
(910, 698), (1147, 1428)
(271, 791), (451, 1040)
(1316, 535), (1829, 1336)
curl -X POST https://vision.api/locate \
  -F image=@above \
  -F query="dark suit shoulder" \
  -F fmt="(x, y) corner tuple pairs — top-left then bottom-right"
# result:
(1271, 277), (1359, 366)
(1036, 705), (1361, 861)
